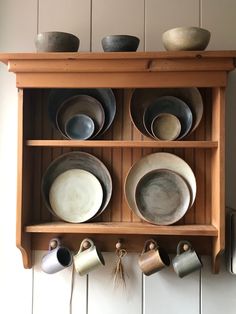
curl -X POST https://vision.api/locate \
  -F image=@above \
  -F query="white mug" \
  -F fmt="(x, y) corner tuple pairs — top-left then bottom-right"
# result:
(73, 238), (105, 276)
(41, 238), (72, 274)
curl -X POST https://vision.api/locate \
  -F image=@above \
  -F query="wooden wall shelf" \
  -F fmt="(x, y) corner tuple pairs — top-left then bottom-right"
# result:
(0, 51), (235, 273)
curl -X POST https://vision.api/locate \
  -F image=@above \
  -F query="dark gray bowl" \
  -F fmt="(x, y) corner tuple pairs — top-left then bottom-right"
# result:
(101, 35), (140, 52)
(35, 31), (80, 52)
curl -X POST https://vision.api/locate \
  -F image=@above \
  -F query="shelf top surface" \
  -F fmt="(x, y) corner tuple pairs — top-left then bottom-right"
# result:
(0, 50), (236, 63)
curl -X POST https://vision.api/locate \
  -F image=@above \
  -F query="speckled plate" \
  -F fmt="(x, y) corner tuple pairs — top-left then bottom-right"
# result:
(49, 169), (103, 223)
(135, 169), (191, 225)
(124, 152), (196, 222)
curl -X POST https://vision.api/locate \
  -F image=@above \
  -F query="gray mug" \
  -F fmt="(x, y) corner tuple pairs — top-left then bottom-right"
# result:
(172, 240), (202, 278)
(41, 238), (72, 274)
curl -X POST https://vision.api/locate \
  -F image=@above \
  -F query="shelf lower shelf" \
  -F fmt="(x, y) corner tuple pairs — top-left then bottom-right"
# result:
(25, 222), (218, 236)
(26, 140), (218, 148)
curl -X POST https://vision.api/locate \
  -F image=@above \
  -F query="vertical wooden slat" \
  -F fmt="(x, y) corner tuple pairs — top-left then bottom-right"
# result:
(122, 90), (132, 221)
(38, 0), (91, 51)
(211, 87), (225, 273)
(194, 113), (206, 224)
(110, 90), (123, 222)
(145, 0), (199, 51)
(92, 0), (144, 51)
(16, 89), (32, 268)
(32, 90), (42, 223)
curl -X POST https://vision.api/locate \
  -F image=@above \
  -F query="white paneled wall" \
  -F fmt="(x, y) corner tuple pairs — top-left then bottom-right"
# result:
(0, 1), (236, 314)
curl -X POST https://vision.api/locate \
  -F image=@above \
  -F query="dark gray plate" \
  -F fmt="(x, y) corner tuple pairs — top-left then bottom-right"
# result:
(135, 169), (190, 225)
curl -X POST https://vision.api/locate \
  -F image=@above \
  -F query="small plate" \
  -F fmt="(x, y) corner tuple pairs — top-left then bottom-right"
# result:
(49, 169), (103, 223)
(135, 169), (191, 225)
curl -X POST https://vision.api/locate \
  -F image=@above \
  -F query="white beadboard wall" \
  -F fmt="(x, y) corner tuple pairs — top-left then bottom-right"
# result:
(0, 1), (236, 313)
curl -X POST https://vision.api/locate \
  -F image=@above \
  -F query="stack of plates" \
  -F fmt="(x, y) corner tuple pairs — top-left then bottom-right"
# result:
(41, 152), (112, 223)
(130, 88), (203, 141)
(48, 88), (116, 140)
(125, 152), (196, 225)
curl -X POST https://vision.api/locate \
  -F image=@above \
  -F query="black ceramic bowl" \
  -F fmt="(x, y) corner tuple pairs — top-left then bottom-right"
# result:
(35, 31), (80, 52)
(101, 35), (140, 52)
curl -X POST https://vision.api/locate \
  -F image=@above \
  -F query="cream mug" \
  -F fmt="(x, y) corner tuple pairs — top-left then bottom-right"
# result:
(41, 238), (72, 274)
(138, 239), (170, 276)
(73, 238), (105, 276)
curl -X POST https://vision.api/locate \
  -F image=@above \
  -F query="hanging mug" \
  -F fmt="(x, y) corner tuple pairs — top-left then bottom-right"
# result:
(138, 239), (170, 276)
(73, 238), (105, 276)
(172, 240), (203, 278)
(41, 238), (73, 274)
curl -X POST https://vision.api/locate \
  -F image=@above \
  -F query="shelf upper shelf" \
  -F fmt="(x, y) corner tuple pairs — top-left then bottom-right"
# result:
(1, 51), (236, 88)
(25, 222), (218, 236)
(26, 140), (218, 148)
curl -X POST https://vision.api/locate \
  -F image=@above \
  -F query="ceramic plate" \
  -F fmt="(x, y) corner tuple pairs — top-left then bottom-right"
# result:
(56, 94), (104, 139)
(144, 96), (193, 140)
(42, 151), (112, 221)
(49, 169), (103, 223)
(125, 152), (196, 220)
(130, 87), (203, 137)
(135, 169), (191, 225)
(48, 88), (116, 137)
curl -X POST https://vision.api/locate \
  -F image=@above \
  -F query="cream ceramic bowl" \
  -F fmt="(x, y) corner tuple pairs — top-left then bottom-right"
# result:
(162, 26), (211, 51)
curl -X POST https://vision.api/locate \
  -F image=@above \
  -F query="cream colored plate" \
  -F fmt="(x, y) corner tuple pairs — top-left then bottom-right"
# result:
(125, 152), (196, 222)
(49, 169), (103, 223)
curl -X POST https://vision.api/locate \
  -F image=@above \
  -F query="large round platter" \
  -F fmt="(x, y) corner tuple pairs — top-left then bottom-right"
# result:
(124, 152), (196, 221)
(42, 151), (112, 222)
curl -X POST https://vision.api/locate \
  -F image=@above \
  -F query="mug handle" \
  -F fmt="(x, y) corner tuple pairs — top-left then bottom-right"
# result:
(48, 238), (61, 251)
(176, 240), (192, 255)
(141, 239), (158, 254)
(77, 238), (94, 254)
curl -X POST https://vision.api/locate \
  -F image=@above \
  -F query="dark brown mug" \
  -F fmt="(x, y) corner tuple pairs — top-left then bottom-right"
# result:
(138, 239), (170, 276)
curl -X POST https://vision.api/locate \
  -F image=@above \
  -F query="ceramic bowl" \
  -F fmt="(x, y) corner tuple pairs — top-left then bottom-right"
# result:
(101, 35), (140, 52)
(143, 96), (193, 140)
(135, 169), (191, 225)
(151, 113), (181, 140)
(64, 114), (95, 140)
(124, 152), (196, 221)
(49, 169), (103, 223)
(48, 88), (116, 137)
(35, 31), (80, 52)
(162, 26), (211, 51)
(42, 151), (112, 222)
(130, 87), (203, 137)
(56, 94), (105, 139)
